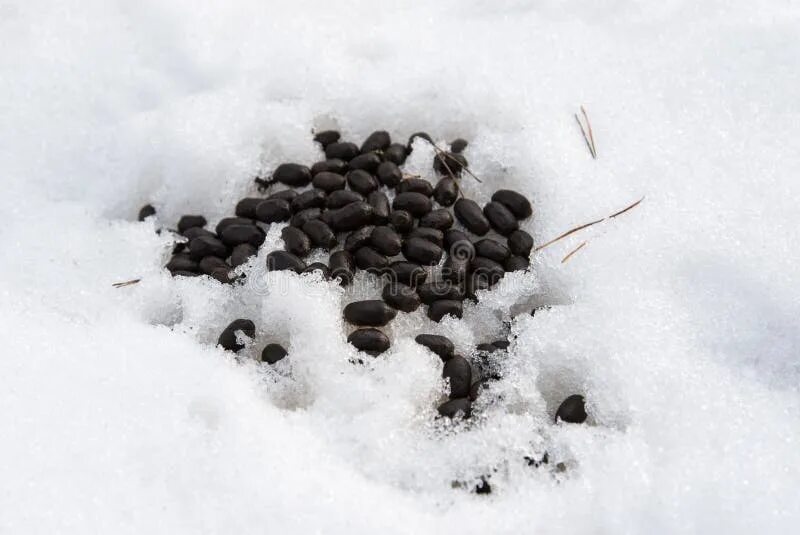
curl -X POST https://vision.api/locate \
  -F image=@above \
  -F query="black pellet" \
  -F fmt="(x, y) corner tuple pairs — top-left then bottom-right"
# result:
(354, 246), (389, 272)
(428, 299), (463, 322)
(505, 255), (529, 272)
(419, 209), (453, 231)
(388, 261), (427, 286)
(235, 198), (262, 219)
(348, 152), (381, 173)
(266, 250), (306, 273)
(389, 210), (414, 234)
(493, 340), (510, 349)
(281, 227), (311, 257)
(326, 190), (364, 209)
(347, 328), (390, 355)
(329, 250), (355, 286)
(177, 215), (207, 233)
(454, 199), (490, 236)
(255, 199), (292, 223)
(376, 161), (402, 188)
(476, 343), (497, 353)
(291, 190), (326, 212)
(383, 143), (408, 165)
(397, 178), (434, 197)
(312, 171), (347, 192)
(327, 201), (374, 232)
(433, 151), (467, 176)
(555, 394), (587, 424)
(370, 226), (402, 256)
(450, 138), (468, 153)
(402, 237), (443, 265)
(470, 256), (505, 286)
(474, 238), (511, 263)
(230, 243), (257, 267)
(221, 225), (265, 248)
(475, 477), (491, 495)
(437, 398), (471, 419)
(325, 141), (360, 161)
(183, 227), (217, 241)
(313, 130), (340, 148)
(210, 268), (234, 284)
(407, 132), (433, 150)
(367, 191), (390, 225)
(199, 256), (229, 275)
(172, 270), (200, 278)
(261, 343), (288, 365)
(188, 236), (228, 261)
(483, 201), (519, 236)
(303, 262), (331, 278)
(344, 300), (397, 327)
(491, 189), (532, 219)
(346, 169), (379, 195)
(311, 158), (348, 176)
(166, 253), (198, 273)
(303, 219), (337, 250)
(290, 208), (322, 228)
(360, 130), (391, 153)
(217, 319), (255, 353)
(344, 225), (375, 253)
(507, 229), (534, 257)
(433, 177), (459, 207)
(441, 256), (469, 284)
(414, 334), (454, 361)
(408, 227), (443, 247)
(215, 217), (255, 236)
(392, 192), (432, 217)
(382, 282), (421, 313)
(273, 163), (311, 187)
(417, 281), (464, 304)
(443, 229), (475, 262)
(465, 271), (491, 299)
(138, 204), (156, 221)
(442, 355), (472, 398)
(267, 189), (299, 202)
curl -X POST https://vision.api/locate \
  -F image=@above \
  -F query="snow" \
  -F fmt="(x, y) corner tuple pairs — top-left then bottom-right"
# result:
(2, 0), (800, 533)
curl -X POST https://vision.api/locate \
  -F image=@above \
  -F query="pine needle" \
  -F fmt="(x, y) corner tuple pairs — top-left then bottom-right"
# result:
(112, 278), (141, 288)
(560, 241), (587, 264)
(575, 106), (597, 159)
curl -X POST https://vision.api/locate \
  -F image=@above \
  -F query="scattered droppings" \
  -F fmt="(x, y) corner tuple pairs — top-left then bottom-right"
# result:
(217, 319), (255, 352)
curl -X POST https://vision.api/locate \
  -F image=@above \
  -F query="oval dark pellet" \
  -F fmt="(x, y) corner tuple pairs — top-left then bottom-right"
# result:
(267, 189), (299, 202)
(230, 243), (257, 268)
(382, 282), (421, 313)
(407, 132), (433, 150)
(329, 250), (355, 286)
(172, 270), (200, 278)
(312, 171), (346, 192)
(355, 246), (389, 273)
(178, 215), (207, 234)
(344, 225), (375, 253)
(199, 256), (229, 275)
(392, 192), (432, 217)
(343, 300), (397, 327)
(325, 141), (360, 161)
(493, 340), (510, 349)
(290, 208), (322, 228)
(450, 138), (468, 153)
(360, 130), (391, 153)
(556, 394), (587, 423)
(235, 198), (262, 219)
(442, 355), (472, 398)
(403, 237), (443, 266)
(138, 204), (156, 221)
(261, 343), (288, 365)
(441, 256), (469, 284)
(471, 256), (505, 286)
(221, 224), (265, 248)
(383, 143), (408, 165)
(188, 236), (228, 260)
(419, 209), (453, 231)
(215, 217), (255, 236)
(311, 158), (348, 176)
(183, 227), (217, 241)
(409, 227), (444, 247)
(465, 271), (491, 299)
(483, 201), (519, 235)
(437, 398), (471, 419)
(397, 178), (434, 197)
(292, 189), (327, 212)
(389, 210), (414, 234)
(255, 199), (292, 223)
(303, 262), (331, 278)
(326, 190), (364, 209)
(414, 334), (454, 361)
(469, 381), (482, 401)
(348, 152), (381, 173)
(328, 202), (374, 232)
(313, 130), (340, 148)
(273, 163), (311, 187)
(217, 319), (255, 352)
(417, 281), (464, 304)
(210, 267), (234, 284)
(388, 261), (427, 286)
(428, 299), (463, 322)
(491, 189), (533, 219)
(303, 219), (337, 250)
(507, 229), (534, 257)
(476, 343), (498, 353)
(367, 191), (390, 225)
(433, 177), (459, 207)
(347, 328), (390, 355)
(505, 255), (530, 272)
(433, 151), (467, 176)
(444, 229), (472, 252)
(166, 253), (198, 273)
(281, 227), (311, 257)
(474, 238), (510, 263)
(266, 250), (306, 273)
(347, 169), (379, 195)
(370, 225), (402, 256)
(376, 161), (402, 188)
(454, 199), (490, 236)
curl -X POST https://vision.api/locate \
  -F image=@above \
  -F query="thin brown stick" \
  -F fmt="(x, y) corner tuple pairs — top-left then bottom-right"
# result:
(112, 278), (141, 288)
(581, 106), (597, 157)
(534, 196), (644, 253)
(575, 112), (596, 159)
(561, 241), (587, 264)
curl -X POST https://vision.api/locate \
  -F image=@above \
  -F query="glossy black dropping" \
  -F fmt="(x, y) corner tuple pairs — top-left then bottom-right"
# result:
(329, 250), (355, 286)
(382, 282), (421, 313)
(172, 270), (200, 278)
(491, 189), (533, 219)
(419, 209), (453, 231)
(433, 177), (459, 207)
(442, 355), (472, 398)
(417, 281), (464, 304)
(414, 334), (454, 361)
(348, 152), (381, 173)
(261, 343), (288, 365)
(360, 130), (391, 153)
(302, 219), (337, 250)
(220, 225), (265, 248)
(325, 141), (360, 161)
(368, 191), (390, 225)
(440, 256), (469, 284)
(182, 227), (217, 241)
(476, 343), (498, 353)
(389, 210), (414, 234)
(465, 271), (491, 299)
(267, 189), (299, 202)
(355, 246), (389, 272)
(217, 319), (255, 352)
(235, 198), (262, 219)
(281, 226), (311, 257)
(312, 171), (347, 192)
(507, 229), (534, 257)
(255, 199), (292, 223)
(388, 261), (427, 286)
(444, 229), (471, 251)
(166, 253), (198, 273)
(326, 190), (364, 209)
(370, 226), (402, 256)
(188, 236), (228, 261)
(428, 299), (463, 322)
(383, 143), (408, 165)
(198, 256), (229, 276)
(505, 255), (529, 272)
(138, 204), (156, 221)
(273, 163), (311, 187)
(376, 161), (402, 188)
(437, 398), (471, 419)
(474, 238), (511, 263)
(209, 267), (234, 284)
(177, 215), (207, 233)
(483, 201), (519, 236)
(493, 340), (510, 349)
(291, 189), (326, 212)
(303, 262), (331, 278)
(266, 250), (306, 273)
(397, 178), (434, 197)
(347, 328), (390, 355)
(454, 199), (490, 236)
(347, 169), (379, 195)
(433, 151), (467, 176)
(556, 394), (587, 424)
(290, 208), (322, 228)
(327, 202), (374, 232)
(470, 256), (505, 286)
(392, 192), (432, 217)
(343, 300), (397, 327)
(408, 227), (443, 247)
(450, 138), (468, 153)
(230, 243), (257, 268)
(215, 217), (255, 236)
(344, 225), (376, 253)
(311, 158), (348, 176)
(402, 237), (443, 266)
(407, 132), (433, 150)
(313, 130), (340, 148)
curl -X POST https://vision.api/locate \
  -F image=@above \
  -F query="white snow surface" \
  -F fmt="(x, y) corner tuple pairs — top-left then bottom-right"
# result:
(2, 0), (800, 533)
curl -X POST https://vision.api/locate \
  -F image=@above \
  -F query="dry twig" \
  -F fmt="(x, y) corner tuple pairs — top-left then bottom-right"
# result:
(112, 278), (141, 288)
(575, 106), (597, 159)
(560, 241), (587, 264)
